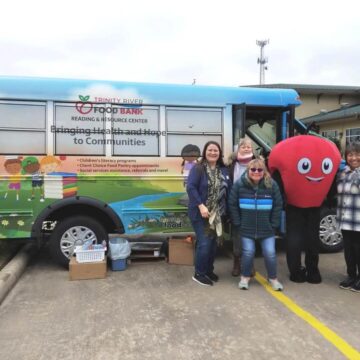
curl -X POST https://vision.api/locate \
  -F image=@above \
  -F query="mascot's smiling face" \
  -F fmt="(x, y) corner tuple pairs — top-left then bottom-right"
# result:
(297, 155), (334, 183)
(268, 135), (341, 208)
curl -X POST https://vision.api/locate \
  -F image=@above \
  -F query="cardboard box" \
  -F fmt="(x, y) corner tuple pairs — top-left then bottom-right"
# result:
(168, 237), (194, 266)
(69, 257), (107, 280)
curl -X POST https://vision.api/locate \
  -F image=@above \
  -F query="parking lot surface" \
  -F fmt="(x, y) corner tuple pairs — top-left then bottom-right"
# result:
(0, 247), (359, 360)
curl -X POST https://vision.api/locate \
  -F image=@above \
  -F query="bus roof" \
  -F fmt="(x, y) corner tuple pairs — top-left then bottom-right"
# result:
(0, 76), (301, 107)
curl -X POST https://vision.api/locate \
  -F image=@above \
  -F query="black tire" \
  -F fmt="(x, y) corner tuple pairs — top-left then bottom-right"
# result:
(319, 207), (343, 253)
(49, 216), (108, 267)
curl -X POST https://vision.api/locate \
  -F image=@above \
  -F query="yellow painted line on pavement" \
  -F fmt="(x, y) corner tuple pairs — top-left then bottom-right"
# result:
(255, 272), (360, 360)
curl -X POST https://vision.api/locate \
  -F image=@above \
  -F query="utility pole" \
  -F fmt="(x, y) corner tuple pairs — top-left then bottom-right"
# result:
(256, 39), (269, 85)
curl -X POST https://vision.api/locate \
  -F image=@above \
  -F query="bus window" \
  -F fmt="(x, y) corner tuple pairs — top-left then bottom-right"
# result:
(166, 107), (223, 156)
(54, 103), (106, 156)
(167, 134), (222, 156)
(112, 106), (160, 156)
(0, 102), (46, 154)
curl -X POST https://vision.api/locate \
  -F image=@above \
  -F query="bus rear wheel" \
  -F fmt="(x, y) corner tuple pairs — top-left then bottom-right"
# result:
(49, 216), (108, 267)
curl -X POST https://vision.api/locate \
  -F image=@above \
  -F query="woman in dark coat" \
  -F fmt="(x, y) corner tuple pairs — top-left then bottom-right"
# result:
(187, 141), (231, 286)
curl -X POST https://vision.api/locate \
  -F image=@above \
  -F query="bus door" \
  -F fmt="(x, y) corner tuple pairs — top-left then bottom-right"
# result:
(233, 105), (293, 157)
(232, 103), (246, 150)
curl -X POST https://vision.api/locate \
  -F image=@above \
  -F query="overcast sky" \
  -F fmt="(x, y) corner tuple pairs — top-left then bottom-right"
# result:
(1, 0), (359, 87)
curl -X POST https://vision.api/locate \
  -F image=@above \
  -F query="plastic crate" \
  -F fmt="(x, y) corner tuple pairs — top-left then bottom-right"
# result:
(75, 245), (105, 263)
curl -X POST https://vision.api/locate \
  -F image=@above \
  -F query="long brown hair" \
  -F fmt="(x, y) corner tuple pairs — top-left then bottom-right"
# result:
(199, 141), (225, 167)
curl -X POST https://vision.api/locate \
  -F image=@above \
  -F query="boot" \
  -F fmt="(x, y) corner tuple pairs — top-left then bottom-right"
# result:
(306, 268), (322, 284)
(231, 256), (241, 277)
(289, 266), (307, 283)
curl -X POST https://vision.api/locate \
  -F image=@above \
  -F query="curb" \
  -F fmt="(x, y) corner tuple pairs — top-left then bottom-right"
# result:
(0, 243), (38, 305)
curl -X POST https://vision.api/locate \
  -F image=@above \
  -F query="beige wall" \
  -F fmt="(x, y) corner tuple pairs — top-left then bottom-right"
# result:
(317, 117), (360, 152)
(296, 94), (360, 119)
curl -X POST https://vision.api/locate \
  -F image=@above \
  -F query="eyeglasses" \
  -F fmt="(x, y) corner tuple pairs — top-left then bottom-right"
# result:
(249, 168), (264, 173)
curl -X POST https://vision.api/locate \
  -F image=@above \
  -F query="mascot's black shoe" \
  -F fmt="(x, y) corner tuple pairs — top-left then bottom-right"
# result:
(289, 267), (307, 283)
(306, 268), (322, 284)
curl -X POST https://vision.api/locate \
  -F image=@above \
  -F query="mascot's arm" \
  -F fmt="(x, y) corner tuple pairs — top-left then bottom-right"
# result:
(270, 181), (283, 229)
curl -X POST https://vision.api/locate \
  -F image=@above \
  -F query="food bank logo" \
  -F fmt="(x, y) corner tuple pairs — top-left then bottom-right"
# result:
(75, 95), (144, 115)
(75, 95), (93, 114)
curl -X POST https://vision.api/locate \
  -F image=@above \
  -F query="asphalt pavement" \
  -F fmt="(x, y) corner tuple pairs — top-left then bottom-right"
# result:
(0, 246), (359, 360)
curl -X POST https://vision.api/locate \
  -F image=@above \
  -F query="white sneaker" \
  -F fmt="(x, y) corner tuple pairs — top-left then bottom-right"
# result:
(238, 277), (249, 290)
(269, 278), (283, 291)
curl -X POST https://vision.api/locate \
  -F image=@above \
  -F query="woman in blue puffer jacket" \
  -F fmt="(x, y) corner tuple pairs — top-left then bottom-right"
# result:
(228, 158), (283, 291)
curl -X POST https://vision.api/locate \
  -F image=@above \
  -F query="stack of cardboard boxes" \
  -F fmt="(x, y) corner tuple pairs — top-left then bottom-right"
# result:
(69, 236), (195, 280)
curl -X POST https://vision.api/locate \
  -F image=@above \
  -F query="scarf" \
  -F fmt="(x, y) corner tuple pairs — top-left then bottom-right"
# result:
(204, 162), (228, 240)
(237, 153), (253, 165)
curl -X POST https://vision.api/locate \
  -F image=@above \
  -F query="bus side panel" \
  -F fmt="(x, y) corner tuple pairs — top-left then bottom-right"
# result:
(0, 155), (193, 238)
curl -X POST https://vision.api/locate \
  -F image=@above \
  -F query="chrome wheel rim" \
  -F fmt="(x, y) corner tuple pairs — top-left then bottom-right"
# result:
(319, 214), (342, 247)
(60, 226), (97, 258)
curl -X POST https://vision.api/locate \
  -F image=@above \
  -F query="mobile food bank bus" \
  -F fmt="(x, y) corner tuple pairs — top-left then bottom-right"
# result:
(0, 76), (301, 266)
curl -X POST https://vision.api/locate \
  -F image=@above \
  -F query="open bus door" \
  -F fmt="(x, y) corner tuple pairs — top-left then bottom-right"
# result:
(232, 104), (287, 157)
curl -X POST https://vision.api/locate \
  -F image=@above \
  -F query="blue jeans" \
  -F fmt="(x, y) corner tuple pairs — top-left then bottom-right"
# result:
(191, 219), (217, 276)
(241, 236), (277, 279)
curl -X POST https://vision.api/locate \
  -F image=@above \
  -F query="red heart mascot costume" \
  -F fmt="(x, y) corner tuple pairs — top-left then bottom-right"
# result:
(269, 135), (341, 283)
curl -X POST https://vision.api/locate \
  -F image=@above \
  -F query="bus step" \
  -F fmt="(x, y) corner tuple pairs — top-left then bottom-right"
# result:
(128, 248), (165, 263)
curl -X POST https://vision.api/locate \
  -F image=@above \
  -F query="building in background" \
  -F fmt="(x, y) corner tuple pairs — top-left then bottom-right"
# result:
(245, 84), (360, 152)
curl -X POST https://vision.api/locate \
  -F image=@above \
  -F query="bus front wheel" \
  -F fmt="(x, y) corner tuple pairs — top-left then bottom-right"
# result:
(49, 216), (108, 267)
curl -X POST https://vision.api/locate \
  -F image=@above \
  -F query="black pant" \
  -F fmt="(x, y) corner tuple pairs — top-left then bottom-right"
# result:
(286, 205), (321, 275)
(341, 230), (360, 278)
